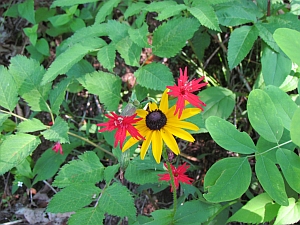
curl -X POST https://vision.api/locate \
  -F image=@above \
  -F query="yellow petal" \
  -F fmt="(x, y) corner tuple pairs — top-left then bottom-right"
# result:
(151, 130), (163, 163)
(159, 89), (169, 113)
(180, 108), (201, 120)
(136, 109), (148, 118)
(149, 102), (158, 111)
(122, 137), (139, 152)
(140, 131), (153, 159)
(164, 125), (195, 142)
(167, 119), (200, 131)
(161, 128), (180, 155)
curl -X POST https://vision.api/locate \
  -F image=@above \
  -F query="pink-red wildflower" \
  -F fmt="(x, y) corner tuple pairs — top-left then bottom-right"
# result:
(167, 67), (207, 118)
(97, 112), (144, 149)
(158, 162), (194, 192)
(52, 142), (63, 154)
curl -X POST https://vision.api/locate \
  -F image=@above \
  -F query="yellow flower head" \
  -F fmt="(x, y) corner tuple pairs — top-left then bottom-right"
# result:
(122, 89), (200, 163)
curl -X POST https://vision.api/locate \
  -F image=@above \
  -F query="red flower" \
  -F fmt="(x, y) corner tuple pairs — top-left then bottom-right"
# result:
(167, 67), (207, 118)
(52, 142), (63, 154)
(97, 112), (144, 149)
(158, 162), (194, 192)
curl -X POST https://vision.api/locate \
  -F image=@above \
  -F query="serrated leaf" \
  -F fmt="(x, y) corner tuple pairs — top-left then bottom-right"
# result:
(9, 55), (51, 111)
(41, 43), (95, 85)
(145, 1), (177, 12)
(68, 207), (105, 225)
(66, 59), (95, 79)
(276, 148), (300, 193)
(41, 117), (69, 144)
(128, 23), (150, 48)
(198, 86), (235, 120)
(227, 193), (280, 223)
(203, 157), (251, 203)
(206, 116), (256, 154)
(255, 155), (288, 206)
(274, 28), (300, 66)
(95, 0), (121, 23)
(152, 17), (200, 58)
(261, 45), (292, 87)
(115, 36), (141, 67)
(124, 2), (147, 18)
(228, 25), (258, 69)
(97, 45), (115, 72)
(77, 71), (121, 111)
(155, 4), (187, 21)
(104, 164), (120, 183)
(254, 22), (280, 52)
(99, 182), (136, 219)
(274, 198), (300, 225)
(53, 151), (104, 188)
(264, 85), (297, 130)
(47, 183), (100, 213)
(32, 142), (81, 184)
(0, 66), (18, 111)
(291, 108), (300, 147)
(134, 63), (174, 91)
(0, 133), (40, 175)
(147, 209), (173, 225)
(107, 20), (129, 43)
(247, 89), (283, 143)
(188, 3), (221, 31)
(49, 78), (70, 115)
(18, 0), (35, 24)
(17, 118), (47, 133)
(51, 0), (99, 7)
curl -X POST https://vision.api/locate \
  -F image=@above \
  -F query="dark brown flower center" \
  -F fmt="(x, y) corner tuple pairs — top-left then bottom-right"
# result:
(146, 109), (167, 130)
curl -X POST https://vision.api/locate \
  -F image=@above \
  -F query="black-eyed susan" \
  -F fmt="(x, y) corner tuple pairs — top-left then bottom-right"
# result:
(122, 89), (200, 163)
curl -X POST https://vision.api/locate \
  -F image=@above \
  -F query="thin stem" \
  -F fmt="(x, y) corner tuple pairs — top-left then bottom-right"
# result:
(247, 140), (293, 158)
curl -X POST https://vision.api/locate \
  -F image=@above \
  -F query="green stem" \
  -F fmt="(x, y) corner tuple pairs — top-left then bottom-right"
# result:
(162, 149), (177, 218)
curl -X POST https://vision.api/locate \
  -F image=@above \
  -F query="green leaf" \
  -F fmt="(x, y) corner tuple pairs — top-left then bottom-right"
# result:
(254, 22), (280, 52)
(49, 78), (70, 115)
(0, 133), (41, 175)
(77, 71), (121, 111)
(66, 59), (95, 79)
(17, 118), (47, 133)
(263, 85), (297, 130)
(227, 193), (280, 223)
(255, 155), (288, 206)
(35, 38), (50, 56)
(187, 2), (221, 31)
(203, 157), (251, 203)
(291, 108), (300, 147)
(68, 207), (105, 225)
(18, 0), (35, 24)
(99, 182), (136, 219)
(47, 183), (100, 213)
(124, 2), (147, 19)
(35, 7), (56, 23)
(0, 114), (10, 127)
(115, 36), (141, 67)
(51, 0), (99, 7)
(97, 45), (115, 72)
(53, 151), (104, 188)
(156, 4), (187, 21)
(128, 23), (150, 48)
(276, 148), (300, 193)
(23, 24), (38, 45)
(32, 142), (81, 184)
(152, 17), (200, 58)
(247, 89), (283, 143)
(261, 45), (292, 87)
(0, 66), (18, 111)
(41, 43), (95, 85)
(9, 55), (51, 112)
(174, 200), (221, 224)
(41, 117), (69, 144)
(134, 63), (174, 91)
(147, 209), (173, 225)
(48, 14), (71, 27)
(95, 0), (121, 23)
(228, 25), (258, 69)
(206, 116), (256, 154)
(145, 1), (177, 12)
(198, 86), (235, 120)
(274, 28), (300, 66)
(104, 164), (120, 183)
(274, 198), (300, 225)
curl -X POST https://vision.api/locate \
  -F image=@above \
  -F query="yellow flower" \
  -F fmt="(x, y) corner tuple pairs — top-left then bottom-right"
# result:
(122, 89), (200, 163)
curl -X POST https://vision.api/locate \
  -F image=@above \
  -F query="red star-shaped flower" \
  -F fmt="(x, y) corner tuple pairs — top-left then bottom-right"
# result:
(52, 142), (63, 154)
(158, 162), (194, 192)
(167, 67), (207, 118)
(97, 112), (144, 149)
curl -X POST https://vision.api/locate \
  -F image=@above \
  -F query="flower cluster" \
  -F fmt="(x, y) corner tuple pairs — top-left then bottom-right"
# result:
(97, 67), (207, 164)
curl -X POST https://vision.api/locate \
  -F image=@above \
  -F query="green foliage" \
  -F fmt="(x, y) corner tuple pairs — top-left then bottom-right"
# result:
(41, 117), (69, 144)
